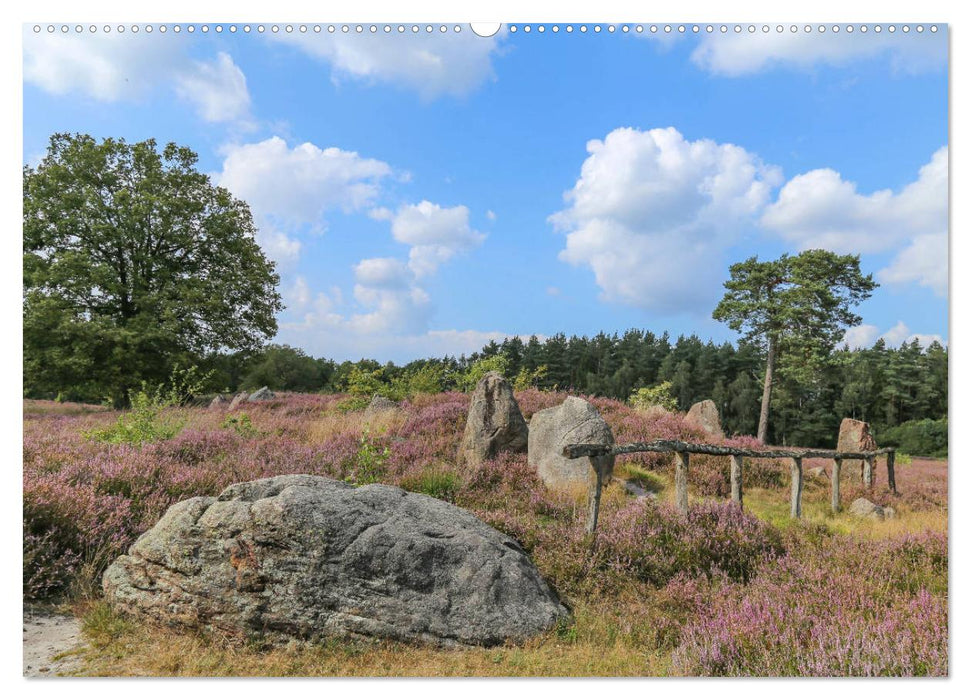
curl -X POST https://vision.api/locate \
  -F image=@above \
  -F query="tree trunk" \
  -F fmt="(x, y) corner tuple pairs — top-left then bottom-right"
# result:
(757, 334), (777, 444)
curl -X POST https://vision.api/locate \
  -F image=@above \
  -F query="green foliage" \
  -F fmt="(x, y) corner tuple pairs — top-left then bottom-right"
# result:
(514, 364), (548, 391)
(629, 381), (678, 411)
(334, 396), (371, 413)
(221, 413), (260, 438)
(458, 354), (510, 392)
(348, 428), (389, 485)
(396, 363), (445, 396)
(343, 367), (391, 398)
(400, 465), (461, 502)
(878, 418), (948, 458)
(241, 345), (324, 393)
(23, 133), (283, 407)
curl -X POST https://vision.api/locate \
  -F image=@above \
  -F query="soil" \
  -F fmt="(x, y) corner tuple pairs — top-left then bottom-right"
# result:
(23, 607), (84, 677)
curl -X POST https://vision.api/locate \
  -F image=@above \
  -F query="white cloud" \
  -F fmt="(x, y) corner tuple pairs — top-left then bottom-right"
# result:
(23, 30), (252, 127)
(174, 52), (252, 125)
(691, 30), (946, 77)
(550, 126), (782, 313)
(385, 201), (485, 277)
(270, 31), (503, 99)
(761, 147), (948, 296)
(843, 321), (945, 349)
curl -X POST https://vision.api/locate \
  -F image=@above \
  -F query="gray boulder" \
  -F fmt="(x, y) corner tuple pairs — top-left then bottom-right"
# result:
(364, 394), (398, 417)
(849, 497), (894, 521)
(458, 372), (529, 466)
(248, 386), (276, 401)
(686, 399), (724, 439)
(102, 475), (568, 648)
(528, 397), (614, 490)
(809, 466), (829, 481)
(209, 395), (228, 409)
(227, 392), (248, 411)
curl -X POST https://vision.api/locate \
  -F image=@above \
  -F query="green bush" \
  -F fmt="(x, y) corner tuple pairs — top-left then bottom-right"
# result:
(458, 355), (510, 392)
(400, 465), (460, 502)
(878, 418), (948, 458)
(221, 413), (260, 438)
(629, 382), (678, 411)
(348, 428), (389, 485)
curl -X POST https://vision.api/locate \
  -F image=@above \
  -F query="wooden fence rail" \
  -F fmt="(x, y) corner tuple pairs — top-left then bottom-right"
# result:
(563, 440), (896, 529)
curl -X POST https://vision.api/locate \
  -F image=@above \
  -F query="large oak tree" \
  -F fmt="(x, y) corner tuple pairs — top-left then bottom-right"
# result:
(23, 134), (284, 406)
(712, 250), (876, 444)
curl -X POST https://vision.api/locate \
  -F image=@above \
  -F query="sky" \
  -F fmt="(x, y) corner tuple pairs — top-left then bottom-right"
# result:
(22, 22), (949, 363)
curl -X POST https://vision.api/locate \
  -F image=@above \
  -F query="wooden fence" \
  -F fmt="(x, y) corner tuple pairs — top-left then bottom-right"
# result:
(563, 439), (897, 532)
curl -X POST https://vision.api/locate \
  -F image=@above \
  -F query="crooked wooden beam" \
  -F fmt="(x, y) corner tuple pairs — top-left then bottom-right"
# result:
(564, 440), (894, 461)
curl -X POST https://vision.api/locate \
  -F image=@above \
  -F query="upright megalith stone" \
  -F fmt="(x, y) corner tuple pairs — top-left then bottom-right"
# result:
(528, 396), (614, 491)
(458, 372), (529, 466)
(227, 392), (248, 411)
(685, 399), (724, 439)
(248, 386), (276, 401)
(102, 475), (569, 648)
(837, 418), (877, 476)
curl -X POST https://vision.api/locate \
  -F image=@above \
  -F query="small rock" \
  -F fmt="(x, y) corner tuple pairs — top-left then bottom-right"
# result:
(209, 395), (228, 409)
(227, 392), (248, 411)
(809, 466), (829, 481)
(364, 394), (398, 417)
(849, 497), (886, 520)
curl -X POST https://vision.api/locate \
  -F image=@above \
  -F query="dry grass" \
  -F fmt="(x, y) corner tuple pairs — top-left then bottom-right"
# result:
(307, 407), (407, 443)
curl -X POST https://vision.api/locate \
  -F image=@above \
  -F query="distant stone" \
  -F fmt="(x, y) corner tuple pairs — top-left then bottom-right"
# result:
(809, 466), (829, 481)
(685, 399), (724, 439)
(248, 386), (276, 401)
(364, 395), (398, 417)
(528, 397), (614, 490)
(457, 372), (529, 466)
(849, 497), (891, 521)
(209, 395), (228, 409)
(837, 418), (877, 475)
(227, 392), (248, 411)
(102, 474), (569, 648)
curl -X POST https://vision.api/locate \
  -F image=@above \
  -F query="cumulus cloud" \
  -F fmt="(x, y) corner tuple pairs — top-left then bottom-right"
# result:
(378, 201), (486, 277)
(270, 30), (503, 99)
(691, 30), (947, 77)
(550, 126), (782, 313)
(174, 52), (252, 124)
(761, 147), (948, 296)
(843, 320), (945, 349)
(23, 30), (252, 127)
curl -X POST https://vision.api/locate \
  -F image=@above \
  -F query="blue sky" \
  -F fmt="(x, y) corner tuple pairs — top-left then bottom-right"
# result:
(22, 23), (949, 362)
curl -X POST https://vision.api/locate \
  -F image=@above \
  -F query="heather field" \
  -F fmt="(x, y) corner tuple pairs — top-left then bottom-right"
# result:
(23, 392), (948, 677)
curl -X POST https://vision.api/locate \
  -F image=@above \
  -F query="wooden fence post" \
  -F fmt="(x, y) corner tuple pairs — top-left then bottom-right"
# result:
(585, 465), (604, 535)
(675, 451), (689, 514)
(863, 455), (875, 488)
(886, 451), (897, 494)
(831, 458), (842, 513)
(790, 457), (803, 519)
(730, 454), (743, 507)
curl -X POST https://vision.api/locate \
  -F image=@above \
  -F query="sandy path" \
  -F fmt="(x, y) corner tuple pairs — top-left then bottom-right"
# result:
(23, 610), (84, 677)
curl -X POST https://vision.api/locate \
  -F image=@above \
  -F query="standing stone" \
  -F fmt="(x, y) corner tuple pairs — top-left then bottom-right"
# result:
(364, 394), (398, 418)
(528, 397), (614, 490)
(227, 392), (248, 411)
(837, 418), (877, 476)
(209, 395), (228, 409)
(685, 399), (724, 439)
(248, 386), (276, 401)
(457, 372), (528, 466)
(102, 475), (569, 648)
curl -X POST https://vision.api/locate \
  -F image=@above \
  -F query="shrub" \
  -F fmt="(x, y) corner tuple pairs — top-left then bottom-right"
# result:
(221, 413), (260, 438)
(400, 465), (460, 502)
(348, 428), (389, 485)
(878, 418), (948, 458)
(457, 355), (510, 392)
(629, 382), (678, 412)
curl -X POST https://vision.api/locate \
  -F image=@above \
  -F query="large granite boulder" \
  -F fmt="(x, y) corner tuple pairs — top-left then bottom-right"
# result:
(102, 475), (568, 648)
(685, 399), (724, 439)
(248, 386), (276, 401)
(528, 397), (614, 490)
(837, 418), (877, 475)
(457, 372), (529, 466)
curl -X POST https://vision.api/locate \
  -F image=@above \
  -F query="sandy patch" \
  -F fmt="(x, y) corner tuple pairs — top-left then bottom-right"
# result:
(23, 609), (84, 677)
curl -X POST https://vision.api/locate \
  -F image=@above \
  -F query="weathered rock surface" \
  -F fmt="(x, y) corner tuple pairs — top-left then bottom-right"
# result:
(849, 497), (895, 521)
(457, 372), (529, 466)
(837, 418), (877, 475)
(102, 475), (568, 648)
(364, 394), (398, 417)
(809, 466), (829, 481)
(528, 397), (614, 490)
(209, 395), (228, 409)
(686, 399), (724, 439)
(248, 386), (276, 401)
(227, 392), (248, 411)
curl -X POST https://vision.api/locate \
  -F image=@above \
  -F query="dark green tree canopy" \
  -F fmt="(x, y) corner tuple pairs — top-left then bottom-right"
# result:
(24, 133), (284, 404)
